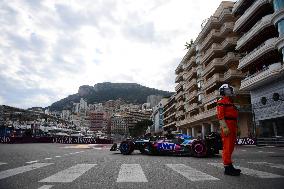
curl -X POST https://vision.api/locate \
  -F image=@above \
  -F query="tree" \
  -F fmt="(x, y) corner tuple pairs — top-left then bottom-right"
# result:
(185, 39), (194, 50)
(129, 119), (153, 137)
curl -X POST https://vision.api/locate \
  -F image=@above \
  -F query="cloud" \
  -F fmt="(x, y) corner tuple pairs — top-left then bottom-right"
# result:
(0, 0), (223, 109)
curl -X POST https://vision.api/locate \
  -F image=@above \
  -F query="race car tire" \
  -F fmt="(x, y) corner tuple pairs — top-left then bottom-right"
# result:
(192, 140), (207, 157)
(120, 141), (135, 155)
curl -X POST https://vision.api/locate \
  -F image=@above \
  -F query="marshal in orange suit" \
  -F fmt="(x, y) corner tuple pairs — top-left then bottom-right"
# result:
(216, 84), (241, 176)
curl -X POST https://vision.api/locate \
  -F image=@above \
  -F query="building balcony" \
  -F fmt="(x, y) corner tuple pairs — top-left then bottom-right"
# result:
(185, 103), (198, 113)
(187, 56), (196, 70)
(202, 58), (224, 76)
(163, 121), (176, 128)
(175, 73), (184, 83)
(184, 78), (197, 91)
(184, 67), (197, 81)
(200, 29), (221, 51)
(185, 109), (216, 125)
(238, 37), (278, 70)
(202, 52), (240, 77)
(220, 22), (235, 35)
(182, 62), (189, 71)
(203, 73), (224, 90)
(175, 90), (184, 100)
(237, 14), (273, 50)
(200, 22), (235, 52)
(175, 63), (183, 74)
(199, 16), (219, 39)
(223, 52), (240, 65)
(272, 8), (284, 26)
(199, 8), (233, 40)
(234, 0), (270, 32)
(175, 82), (183, 92)
(201, 43), (223, 64)
(221, 36), (238, 49)
(232, 0), (246, 14)
(224, 69), (245, 81)
(176, 100), (185, 110)
(203, 90), (219, 104)
(185, 90), (198, 102)
(176, 110), (185, 118)
(164, 112), (176, 121)
(162, 103), (175, 115)
(202, 37), (237, 65)
(240, 62), (284, 90)
(276, 35), (284, 52)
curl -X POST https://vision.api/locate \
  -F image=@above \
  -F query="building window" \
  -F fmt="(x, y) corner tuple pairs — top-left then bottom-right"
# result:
(277, 19), (284, 36)
(273, 0), (284, 11)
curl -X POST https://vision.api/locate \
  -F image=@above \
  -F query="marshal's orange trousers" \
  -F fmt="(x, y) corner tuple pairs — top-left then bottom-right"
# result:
(221, 120), (237, 165)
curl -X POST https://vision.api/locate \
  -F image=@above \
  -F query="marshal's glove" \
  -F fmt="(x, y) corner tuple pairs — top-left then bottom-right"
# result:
(220, 120), (230, 136)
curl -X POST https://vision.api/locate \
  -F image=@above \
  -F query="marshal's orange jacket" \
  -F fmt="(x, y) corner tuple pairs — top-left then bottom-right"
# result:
(216, 96), (238, 165)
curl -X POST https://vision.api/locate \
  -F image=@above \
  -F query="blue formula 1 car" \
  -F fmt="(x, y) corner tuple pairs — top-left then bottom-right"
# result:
(110, 132), (222, 157)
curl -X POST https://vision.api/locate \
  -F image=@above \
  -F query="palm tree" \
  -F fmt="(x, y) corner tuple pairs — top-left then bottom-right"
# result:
(185, 39), (194, 49)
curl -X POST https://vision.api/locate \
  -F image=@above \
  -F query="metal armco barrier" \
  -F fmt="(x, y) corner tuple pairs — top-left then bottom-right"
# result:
(236, 137), (256, 145)
(0, 136), (113, 144)
(52, 136), (96, 144)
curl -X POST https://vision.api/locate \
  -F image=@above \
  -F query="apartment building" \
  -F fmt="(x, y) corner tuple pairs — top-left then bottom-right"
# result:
(175, 63), (186, 130)
(163, 95), (177, 132)
(150, 98), (168, 134)
(175, 1), (253, 138)
(87, 112), (104, 132)
(110, 114), (128, 136)
(233, 0), (284, 138)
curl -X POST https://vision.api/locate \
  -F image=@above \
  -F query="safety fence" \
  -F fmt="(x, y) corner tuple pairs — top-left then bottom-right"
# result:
(0, 136), (112, 144)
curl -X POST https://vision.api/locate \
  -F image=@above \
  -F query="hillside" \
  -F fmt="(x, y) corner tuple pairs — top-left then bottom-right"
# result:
(48, 82), (173, 111)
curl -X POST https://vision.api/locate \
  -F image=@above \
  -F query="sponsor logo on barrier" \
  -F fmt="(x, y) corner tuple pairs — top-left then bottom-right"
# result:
(236, 138), (256, 145)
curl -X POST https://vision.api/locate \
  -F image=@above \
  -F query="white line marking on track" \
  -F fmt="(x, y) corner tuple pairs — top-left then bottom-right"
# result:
(117, 164), (148, 182)
(241, 150), (247, 152)
(0, 163), (53, 180)
(93, 147), (102, 150)
(166, 164), (219, 181)
(26, 160), (38, 164)
(0, 162), (7, 166)
(248, 162), (284, 169)
(55, 156), (61, 158)
(44, 158), (52, 160)
(39, 164), (96, 183)
(258, 151), (264, 153)
(208, 163), (283, 178)
(38, 185), (53, 189)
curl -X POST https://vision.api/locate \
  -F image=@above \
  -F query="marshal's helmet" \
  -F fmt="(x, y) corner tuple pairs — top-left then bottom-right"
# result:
(219, 84), (234, 96)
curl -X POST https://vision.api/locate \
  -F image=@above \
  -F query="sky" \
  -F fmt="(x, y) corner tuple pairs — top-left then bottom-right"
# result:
(0, 0), (225, 109)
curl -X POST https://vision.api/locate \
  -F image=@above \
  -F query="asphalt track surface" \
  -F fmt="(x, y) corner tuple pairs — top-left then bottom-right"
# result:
(0, 143), (283, 189)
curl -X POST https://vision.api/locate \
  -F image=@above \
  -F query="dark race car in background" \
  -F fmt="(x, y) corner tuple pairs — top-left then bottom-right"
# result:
(110, 132), (222, 157)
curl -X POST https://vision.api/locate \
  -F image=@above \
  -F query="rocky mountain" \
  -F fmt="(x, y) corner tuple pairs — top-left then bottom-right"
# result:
(48, 82), (174, 111)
